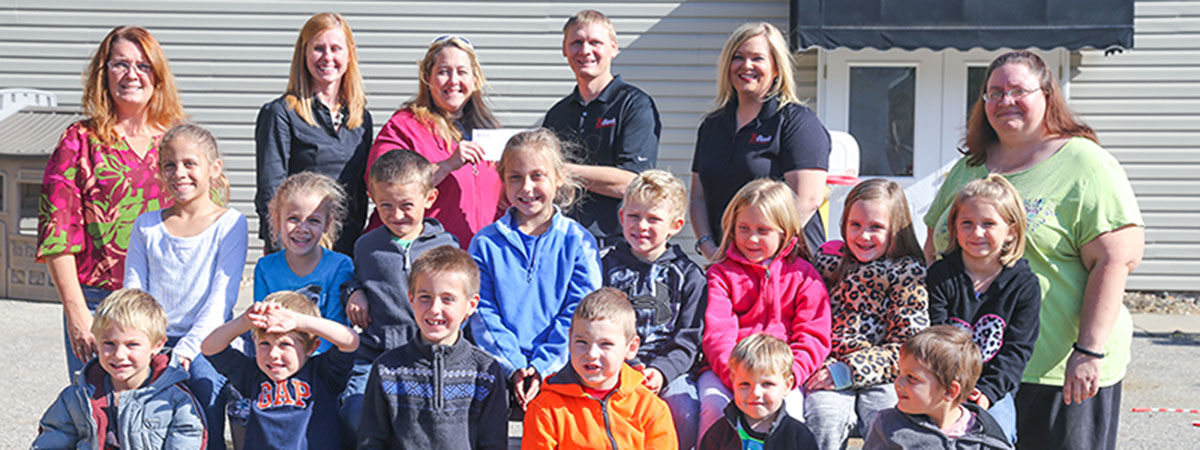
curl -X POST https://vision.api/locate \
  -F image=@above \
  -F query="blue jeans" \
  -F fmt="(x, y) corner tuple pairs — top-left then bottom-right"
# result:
(339, 356), (374, 447)
(661, 374), (700, 450)
(61, 286), (108, 381)
(988, 391), (1018, 444)
(167, 336), (228, 450)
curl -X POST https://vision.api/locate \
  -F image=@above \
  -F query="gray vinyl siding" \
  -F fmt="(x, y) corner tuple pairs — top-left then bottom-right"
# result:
(0, 0), (790, 271)
(1071, 0), (1200, 291)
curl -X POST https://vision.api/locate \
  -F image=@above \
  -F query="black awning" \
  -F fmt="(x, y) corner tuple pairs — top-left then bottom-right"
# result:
(790, 0), (1133, 51)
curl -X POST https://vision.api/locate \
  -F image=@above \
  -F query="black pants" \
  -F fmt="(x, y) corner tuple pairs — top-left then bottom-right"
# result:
(1015, 381), (1121, 450)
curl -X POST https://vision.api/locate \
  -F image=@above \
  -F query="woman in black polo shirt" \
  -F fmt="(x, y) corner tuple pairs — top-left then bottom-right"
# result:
(690, 22), (831, 260)
(254, 12), (372, 255)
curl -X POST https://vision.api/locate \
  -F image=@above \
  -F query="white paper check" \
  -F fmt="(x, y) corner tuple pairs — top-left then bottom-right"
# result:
(471, 128), (529, 161)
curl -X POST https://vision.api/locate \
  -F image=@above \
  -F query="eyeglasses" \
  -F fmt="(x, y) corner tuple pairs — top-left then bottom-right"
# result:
(107, 60), (154, 76)
(431, 34), (472, 49)
(981, 87), (1041, 103)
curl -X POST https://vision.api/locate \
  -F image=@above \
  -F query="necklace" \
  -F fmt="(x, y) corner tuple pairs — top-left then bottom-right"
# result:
(969, 266), (1003, 293)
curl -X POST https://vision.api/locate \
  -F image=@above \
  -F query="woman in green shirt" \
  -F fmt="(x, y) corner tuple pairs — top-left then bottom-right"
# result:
(923, 51), (1143, 450)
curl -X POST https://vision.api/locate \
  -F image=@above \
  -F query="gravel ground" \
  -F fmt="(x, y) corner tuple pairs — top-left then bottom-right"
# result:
(1125, 291), (1200, 315)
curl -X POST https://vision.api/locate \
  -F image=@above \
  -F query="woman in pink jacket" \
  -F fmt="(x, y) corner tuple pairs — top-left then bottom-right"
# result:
(366, 35), (502, 246)
(698, 179), (832, 443)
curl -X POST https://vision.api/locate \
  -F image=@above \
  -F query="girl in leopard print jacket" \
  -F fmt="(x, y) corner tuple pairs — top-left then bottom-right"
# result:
(802, 179), (930, 450)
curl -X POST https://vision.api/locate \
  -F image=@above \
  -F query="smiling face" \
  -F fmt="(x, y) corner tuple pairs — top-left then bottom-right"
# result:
(895, 353), (954, 417)
(730, 363), (792, 421)
(984, 63), (1048, 142)
(728, 34), (777, 102)
(734, 206), (784, 264)
(255, 332), (313, 382)
(563, 22), (618, 82)
(106, 38), (156, 111)
(429, 46), (477, 115)
(97, 324), (166, 391)
(953, 198), (1015, 265)
(570, 318), (638, 391)
(305, 27), (350, 90)
(410, 271), (479, 346)
(370, 180), (437, 241)
(844, 199), (892, 263)
(504, 149), (562, 230)
(160, 137), (221, 205)
(278, 193), (330, 259)
(619, 200), (684, 262)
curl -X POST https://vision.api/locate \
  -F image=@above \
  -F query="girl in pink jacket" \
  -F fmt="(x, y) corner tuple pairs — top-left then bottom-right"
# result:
(697, 179), (832, 442)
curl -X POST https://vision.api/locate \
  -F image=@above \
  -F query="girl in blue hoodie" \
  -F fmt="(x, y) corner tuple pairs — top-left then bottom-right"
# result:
(469, 128), (603, 412)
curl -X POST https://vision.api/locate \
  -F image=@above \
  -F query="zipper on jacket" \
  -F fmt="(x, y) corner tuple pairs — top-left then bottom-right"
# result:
(433, 345), (445, 411)
(594, 392), (620, 450)
(526, 233), (544, 282)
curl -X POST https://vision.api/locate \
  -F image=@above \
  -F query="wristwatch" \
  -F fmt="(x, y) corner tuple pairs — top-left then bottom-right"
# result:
(694, 235), (714, 254)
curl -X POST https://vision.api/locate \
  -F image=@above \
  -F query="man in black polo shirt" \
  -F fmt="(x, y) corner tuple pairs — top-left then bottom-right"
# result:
(543, 9), (661, 243)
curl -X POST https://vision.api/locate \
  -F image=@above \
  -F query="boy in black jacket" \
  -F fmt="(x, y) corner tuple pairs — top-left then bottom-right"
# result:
(700, 334), (818, 450)
(602, 169), (706, 447)
(358, 246), (508, 449)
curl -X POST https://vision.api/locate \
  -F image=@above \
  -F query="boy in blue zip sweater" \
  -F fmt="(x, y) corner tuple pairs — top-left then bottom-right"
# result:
(358, 246), (508, 449)
(339, 149), (459, 441)
(602, 169), (706, 447)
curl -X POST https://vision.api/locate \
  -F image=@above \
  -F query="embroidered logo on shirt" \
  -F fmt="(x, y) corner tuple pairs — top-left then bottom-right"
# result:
(750, 133), (773, 144)
(596, 117), (617, 129)
(256, 379), (313, 409)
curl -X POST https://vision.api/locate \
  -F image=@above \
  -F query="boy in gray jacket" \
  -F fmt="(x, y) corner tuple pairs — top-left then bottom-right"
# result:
(33, 289), (206, 449)
(865, 325), (1012, 450)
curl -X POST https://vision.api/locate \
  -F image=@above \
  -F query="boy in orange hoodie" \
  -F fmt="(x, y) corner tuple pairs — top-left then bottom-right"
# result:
(523, 287), (678, 449)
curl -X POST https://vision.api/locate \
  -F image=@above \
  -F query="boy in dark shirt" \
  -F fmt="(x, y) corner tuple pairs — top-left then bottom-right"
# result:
(602, 169), (705, 447)
(202, 291), (359, 450)
(358, 246), (508, 449)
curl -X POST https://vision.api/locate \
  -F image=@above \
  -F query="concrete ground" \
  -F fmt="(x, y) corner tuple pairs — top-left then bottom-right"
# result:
(6, 298), (1199, 449)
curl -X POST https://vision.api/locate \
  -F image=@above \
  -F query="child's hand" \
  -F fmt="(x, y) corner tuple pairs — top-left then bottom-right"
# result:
(968, 388), (991, 409)
(251, 302), (302, 334)
(642, 367), (665, 394)
(803, 367), (836, 391)
(345, 291), (371, 328)
(512, 367), (541, 410)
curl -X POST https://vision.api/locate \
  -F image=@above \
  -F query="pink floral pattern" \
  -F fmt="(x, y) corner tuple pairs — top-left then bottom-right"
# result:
(36, 121), (172, 289)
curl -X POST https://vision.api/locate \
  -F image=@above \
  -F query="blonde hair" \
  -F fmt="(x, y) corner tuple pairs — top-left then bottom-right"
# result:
(901, 325), (982, 404)
(623, 169), (688, 222)
(713, 179), (809, 264)
(91, 288), (168, 345)
(712, 22), (801, 113)
(409, 246), (482, 297)
(252, 291), (321, 350)
(81, 26), (186, 148)
(268, 172), (348, 251)
(562, 9), (618, 42)
(834, 179), (923, 280)
(946, 175), (1027, 267)
(160, 123), (229, 206)
(497, 128), (582, 211)
(284, 13), (367, 130)
(571, 287), (637, 340)
(729, 333), (795, 386)
(405, 36), (500, 145)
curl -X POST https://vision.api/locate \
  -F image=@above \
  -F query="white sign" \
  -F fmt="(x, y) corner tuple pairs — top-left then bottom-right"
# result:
(471, 128), (528, 161)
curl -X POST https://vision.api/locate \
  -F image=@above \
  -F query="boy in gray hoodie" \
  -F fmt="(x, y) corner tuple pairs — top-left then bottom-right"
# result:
(865, 325), (1011, 450)
(33, 289), (206, 449)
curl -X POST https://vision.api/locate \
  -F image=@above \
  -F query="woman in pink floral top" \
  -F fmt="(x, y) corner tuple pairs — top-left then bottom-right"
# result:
(37, 25), (186, 379)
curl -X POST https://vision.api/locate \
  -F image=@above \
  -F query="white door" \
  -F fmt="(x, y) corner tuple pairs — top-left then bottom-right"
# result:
(817, 48), (1066, 243)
